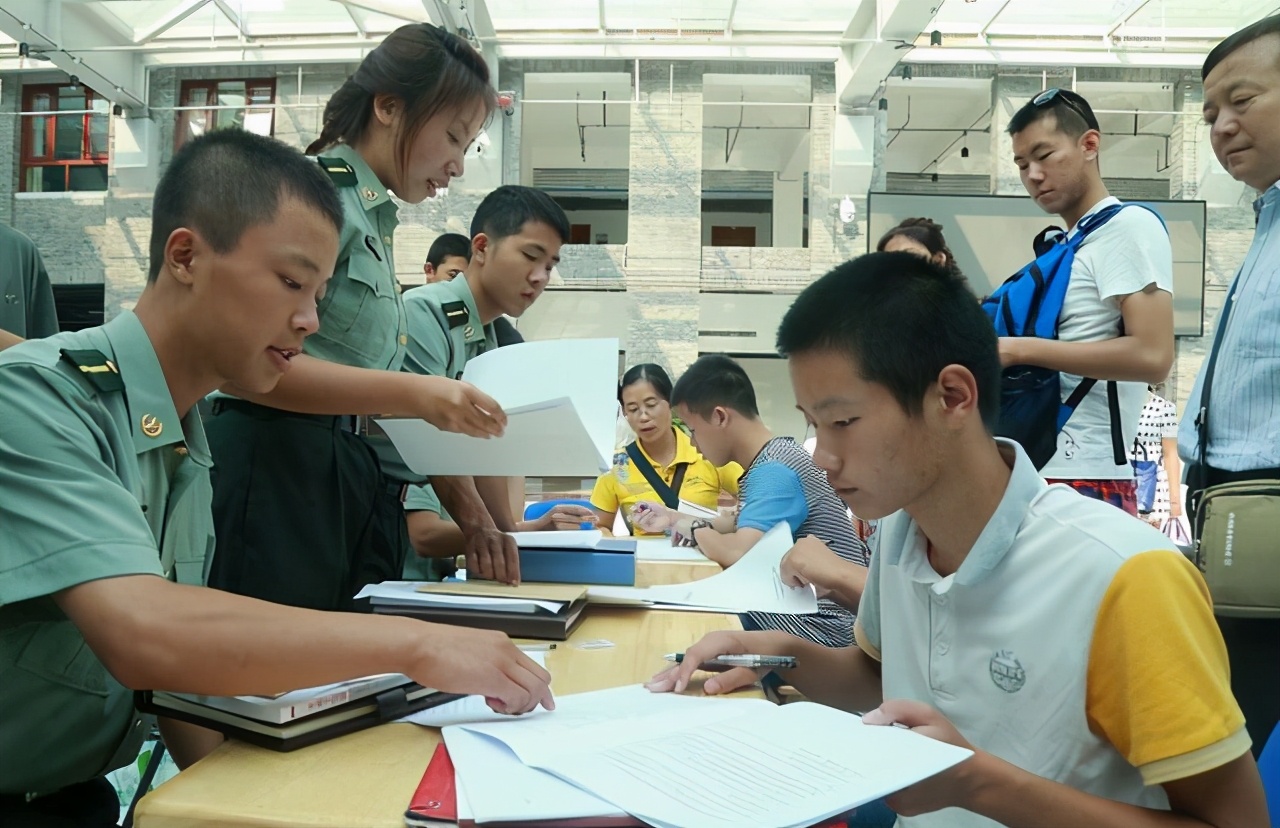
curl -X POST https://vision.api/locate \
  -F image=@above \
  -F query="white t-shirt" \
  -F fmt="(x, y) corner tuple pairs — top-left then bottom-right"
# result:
(1041, 197), (1173, 481)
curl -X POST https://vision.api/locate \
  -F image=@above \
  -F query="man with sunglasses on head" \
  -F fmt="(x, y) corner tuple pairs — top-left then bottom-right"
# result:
(1005, 89), (1175, 512)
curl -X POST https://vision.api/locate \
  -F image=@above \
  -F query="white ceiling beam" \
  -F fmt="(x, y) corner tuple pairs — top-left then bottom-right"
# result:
(344, 4), (368, 37)
(837, 0), (940, 109)
(598, 0), (606, 32)
(0, 0), (148, 111)
(136, 0), (211, 44)
(725, 0), (739, 34)
(211, 0), (246, 39)
(1107, 0), (1155, 39)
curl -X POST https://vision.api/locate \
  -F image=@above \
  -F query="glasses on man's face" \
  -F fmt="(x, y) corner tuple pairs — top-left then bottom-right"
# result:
(624, 399), (668, 419)
(1031, 88), (1098, 132)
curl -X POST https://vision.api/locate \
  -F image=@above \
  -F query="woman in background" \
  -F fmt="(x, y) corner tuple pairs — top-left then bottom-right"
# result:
(877, 216), (972, 288)
(591, 364), (741, 535)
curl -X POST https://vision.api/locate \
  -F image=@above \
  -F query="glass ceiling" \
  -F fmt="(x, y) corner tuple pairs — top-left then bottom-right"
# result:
(10, 0), (1279, 51)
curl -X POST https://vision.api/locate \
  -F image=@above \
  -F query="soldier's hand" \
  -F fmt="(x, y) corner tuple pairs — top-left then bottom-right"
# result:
(466, 525), (521, 584)
(413, 626), (554, 715)
(416, 376), (506, 438)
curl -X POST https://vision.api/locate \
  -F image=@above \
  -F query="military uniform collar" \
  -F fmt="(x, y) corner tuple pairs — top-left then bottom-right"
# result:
(101, 312), (212, 468)
(328, 143), (393, 212)
(438, 275), (495, 347)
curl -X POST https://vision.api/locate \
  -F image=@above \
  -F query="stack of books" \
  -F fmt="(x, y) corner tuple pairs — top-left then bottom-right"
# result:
(358, 581), (590, 641)
(137, 674), (461, 751)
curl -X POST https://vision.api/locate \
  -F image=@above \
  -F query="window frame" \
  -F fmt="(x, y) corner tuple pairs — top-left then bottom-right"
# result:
(175, 78), (278, 150)
(19, 83), (110, 193)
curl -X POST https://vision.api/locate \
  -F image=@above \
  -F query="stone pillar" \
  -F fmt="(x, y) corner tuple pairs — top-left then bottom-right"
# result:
(989, 75), (1041, 195)
(624, 62), (702, 375)
(0, 74), (19, 227)
(1169, 79), (1204, 202)
(772, 173), (804, 248)
(499, 61), (524, 188)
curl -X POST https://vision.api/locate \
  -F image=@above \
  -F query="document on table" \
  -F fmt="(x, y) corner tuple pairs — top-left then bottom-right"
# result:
(376, 338), (619, 477)
(588, 522), (817, 614)
(444, 686), (761, 826)
(631, 537), (710, 562)
(458, 685), (972, 828)
(354, 581), (567, 614)
(403, 653), (549, 729)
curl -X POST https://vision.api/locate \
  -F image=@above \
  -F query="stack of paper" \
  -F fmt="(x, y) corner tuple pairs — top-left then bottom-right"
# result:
(377, 338), (619, 476)
(588, 523), (819, 614)
(436, 685), (972, 828)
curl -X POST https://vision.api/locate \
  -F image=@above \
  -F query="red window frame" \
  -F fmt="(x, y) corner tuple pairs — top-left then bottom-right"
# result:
(20, 84), (110, 193)
(175, 78), (277, 150)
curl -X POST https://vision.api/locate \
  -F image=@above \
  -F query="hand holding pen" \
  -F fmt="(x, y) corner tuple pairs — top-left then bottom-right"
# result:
(662, 653), (797, 669)
(645, 630), (791, 696)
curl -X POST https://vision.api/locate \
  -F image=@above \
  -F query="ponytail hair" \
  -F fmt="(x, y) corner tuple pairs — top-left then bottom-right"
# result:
(306, 23), (496, 176)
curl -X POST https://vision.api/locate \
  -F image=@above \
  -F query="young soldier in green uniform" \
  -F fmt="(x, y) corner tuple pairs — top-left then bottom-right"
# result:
(205, 23), (507, 610)
(0, 222), (59, 351)
(402, 186), (594, 583)
(0, 130), (552, 827)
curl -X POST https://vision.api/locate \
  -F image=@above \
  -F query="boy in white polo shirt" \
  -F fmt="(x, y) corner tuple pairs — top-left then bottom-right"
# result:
(649, 253), (1265, 827)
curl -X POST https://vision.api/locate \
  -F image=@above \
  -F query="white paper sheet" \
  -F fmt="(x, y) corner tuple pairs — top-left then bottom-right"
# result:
(678, 499), (720, 518)
(631, 537), (710, 562)
(376, 338), (619, 477)
(402, 652), (549, 728)
(588, 523), (817, 614)
(354, 581), (566, 614)
(508, 529), (604, 549)
(463, 686), (972, 828)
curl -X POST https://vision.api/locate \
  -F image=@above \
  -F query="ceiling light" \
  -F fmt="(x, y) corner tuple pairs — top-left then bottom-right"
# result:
(931, 172), (939, 183)
(901, 65), (912, 81)
(930, 30), (942, 47)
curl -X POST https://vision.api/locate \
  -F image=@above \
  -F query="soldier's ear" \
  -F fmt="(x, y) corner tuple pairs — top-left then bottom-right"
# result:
(471, 233), (490, 265)
(164, 228), (199, 286)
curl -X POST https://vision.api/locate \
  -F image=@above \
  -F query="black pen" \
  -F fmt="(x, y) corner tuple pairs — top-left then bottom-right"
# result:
(663, 653), (797, 669)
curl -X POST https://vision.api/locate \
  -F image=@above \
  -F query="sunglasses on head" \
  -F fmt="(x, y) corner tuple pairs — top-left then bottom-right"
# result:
(1032, 88), (1099, 132)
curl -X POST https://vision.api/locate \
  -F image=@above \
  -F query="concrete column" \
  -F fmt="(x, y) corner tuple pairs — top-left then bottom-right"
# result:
(989, 75), (1042, 195)
(872, 99), (889, 193)
(623, 61), (703, 375)
(772, 173), (804, 248)
(500, 62), (526, 187)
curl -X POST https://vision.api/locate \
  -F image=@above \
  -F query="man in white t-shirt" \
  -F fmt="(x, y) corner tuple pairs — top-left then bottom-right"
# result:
(1004, 89), (1175, 513)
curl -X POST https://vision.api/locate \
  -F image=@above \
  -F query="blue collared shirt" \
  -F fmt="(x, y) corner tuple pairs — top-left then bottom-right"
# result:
(1178, 184), (1280, 471)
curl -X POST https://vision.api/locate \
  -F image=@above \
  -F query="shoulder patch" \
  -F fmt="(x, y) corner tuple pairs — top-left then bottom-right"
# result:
(441, 301), (469, 330)
(59, 348), (124, 393)
(316, 156), (358, 187)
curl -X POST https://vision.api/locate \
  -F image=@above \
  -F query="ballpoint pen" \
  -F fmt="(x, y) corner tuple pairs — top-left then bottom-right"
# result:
(663, 652), (797, 669)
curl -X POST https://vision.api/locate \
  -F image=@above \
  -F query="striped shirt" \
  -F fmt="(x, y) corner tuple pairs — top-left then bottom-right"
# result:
(737, 437), (868, 647)
(1178, 184), (1280, 471)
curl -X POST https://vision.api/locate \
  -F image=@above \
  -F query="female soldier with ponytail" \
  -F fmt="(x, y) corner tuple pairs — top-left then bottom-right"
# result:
(206, 23), (504, 610)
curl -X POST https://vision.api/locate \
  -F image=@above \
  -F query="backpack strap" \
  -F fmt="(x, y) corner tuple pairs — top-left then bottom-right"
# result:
(625, 441), (687, 510)
(1056, 377), (1126, 465)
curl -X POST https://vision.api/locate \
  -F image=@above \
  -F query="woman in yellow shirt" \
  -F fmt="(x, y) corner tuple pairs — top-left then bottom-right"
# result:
(591, 364), (741, 535)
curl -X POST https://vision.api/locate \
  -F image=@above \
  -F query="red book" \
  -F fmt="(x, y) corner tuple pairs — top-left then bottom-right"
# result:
(404, 743), (456, 827)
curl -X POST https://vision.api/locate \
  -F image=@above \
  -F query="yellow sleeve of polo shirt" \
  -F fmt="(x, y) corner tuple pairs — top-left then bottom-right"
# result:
(590, 470), (621, 514)
(717, 462), (744, 497)
(1085, 550), (1249, 786)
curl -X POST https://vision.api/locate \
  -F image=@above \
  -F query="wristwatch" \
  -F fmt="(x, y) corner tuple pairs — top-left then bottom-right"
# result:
(674, 518), (714, 548)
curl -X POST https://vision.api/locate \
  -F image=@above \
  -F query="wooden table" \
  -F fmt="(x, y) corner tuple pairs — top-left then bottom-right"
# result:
(134, 561), (738, 828)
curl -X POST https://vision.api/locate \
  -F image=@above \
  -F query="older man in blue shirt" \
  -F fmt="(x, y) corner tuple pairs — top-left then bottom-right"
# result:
(1179, 15), (1280, 756)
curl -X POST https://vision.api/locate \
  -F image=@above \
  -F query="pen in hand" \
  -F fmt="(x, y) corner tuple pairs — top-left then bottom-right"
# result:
(663, 653), (797, 669)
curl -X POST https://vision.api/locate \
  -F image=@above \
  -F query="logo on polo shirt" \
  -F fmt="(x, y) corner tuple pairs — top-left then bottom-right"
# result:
(989, 650), (1026, 693)
(612, 451), (630, 482)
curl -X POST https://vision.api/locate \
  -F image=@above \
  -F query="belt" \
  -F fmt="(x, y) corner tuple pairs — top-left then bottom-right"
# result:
(210, 398), (359, 432)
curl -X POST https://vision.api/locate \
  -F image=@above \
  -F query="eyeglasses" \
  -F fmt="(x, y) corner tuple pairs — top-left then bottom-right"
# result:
(1031, 88), (1099, 132)
(623, 399), (668, 419)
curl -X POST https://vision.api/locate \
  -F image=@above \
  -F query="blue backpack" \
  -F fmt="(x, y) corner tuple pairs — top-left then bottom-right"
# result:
(982, 202), (1165, 470)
